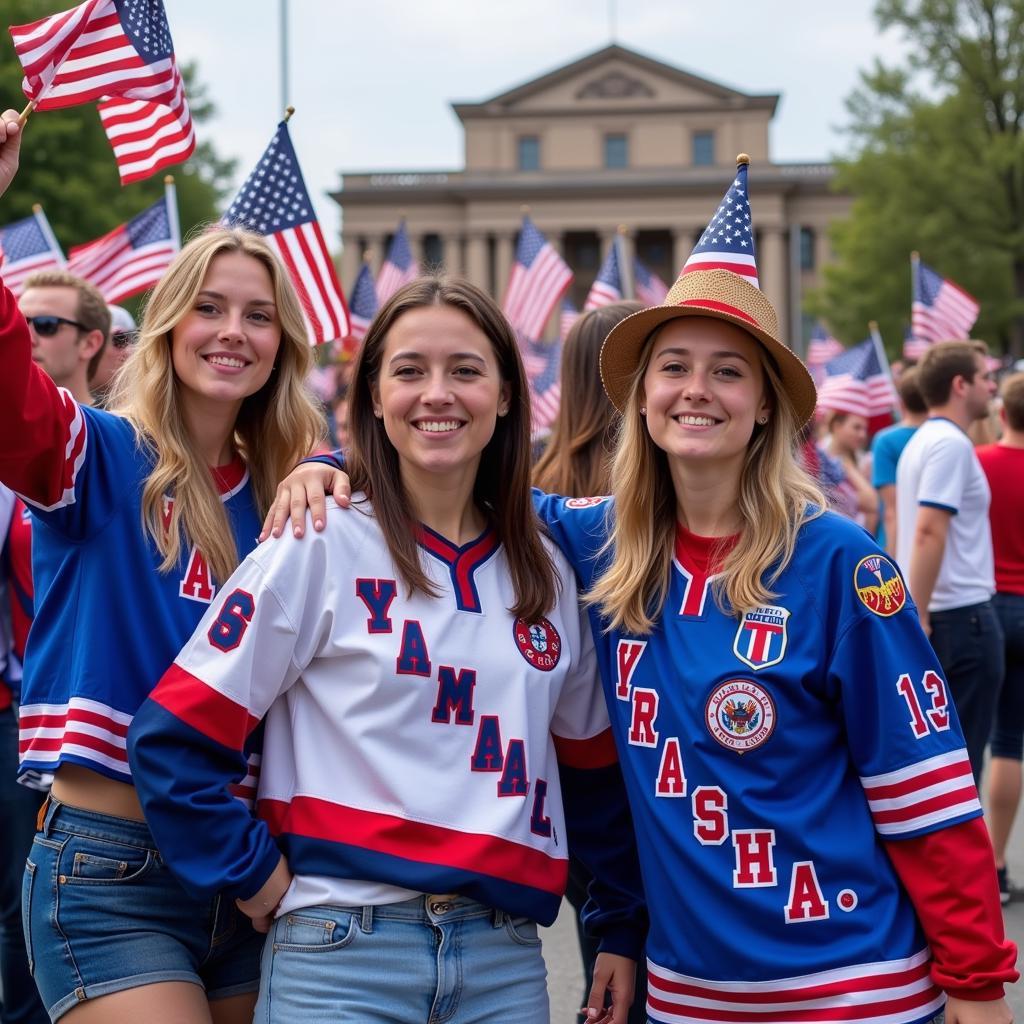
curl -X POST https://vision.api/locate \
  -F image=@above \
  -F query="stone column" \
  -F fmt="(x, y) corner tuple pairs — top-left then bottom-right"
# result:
(494, 232), (516, 305)
(443, 233), (462, 276)
(672, 228), (692, 279)
(377, 234), (392, 275)
(464, 233), (488, 292)
(758, 227), (789, 342)
(339, 235), (361, 294)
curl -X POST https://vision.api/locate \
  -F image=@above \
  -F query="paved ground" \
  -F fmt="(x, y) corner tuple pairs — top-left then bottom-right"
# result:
(540, 812), (1024, 1024)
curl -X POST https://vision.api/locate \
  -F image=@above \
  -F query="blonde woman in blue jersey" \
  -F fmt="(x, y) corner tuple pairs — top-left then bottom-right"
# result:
(0, 111), (323, 1024)
(128, 277), (646, 1024)
(268, 158), (1017, 1024)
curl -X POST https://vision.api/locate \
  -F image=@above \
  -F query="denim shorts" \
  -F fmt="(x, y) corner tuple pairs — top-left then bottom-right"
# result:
(255, 894), (548, 1023)
(22, 799), (263, 1021)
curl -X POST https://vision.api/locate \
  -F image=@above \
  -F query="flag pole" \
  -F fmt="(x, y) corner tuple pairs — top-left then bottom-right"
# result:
(164, 175), (180, 251)
(616, 224), (634, 300)
(283, 105), (295, 123)
(17, 100), (35, 127)
(32, 202), (66, 264)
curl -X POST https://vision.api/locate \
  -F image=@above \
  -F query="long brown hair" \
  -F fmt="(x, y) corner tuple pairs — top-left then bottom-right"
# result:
(533, 301), (641, 496)
(109, 227), (324, 585)
(347, 276), (558, 622)
(586, 322), (824, 634)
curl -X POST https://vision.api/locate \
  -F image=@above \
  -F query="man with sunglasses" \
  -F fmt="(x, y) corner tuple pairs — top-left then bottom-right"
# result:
(91, 304), (137, 407)
(18, 270), (110, 403)
(0, 270), (108, 1024)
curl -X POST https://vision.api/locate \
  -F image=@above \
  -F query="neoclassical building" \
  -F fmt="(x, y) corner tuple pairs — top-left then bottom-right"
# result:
(333, 44), (849, 349)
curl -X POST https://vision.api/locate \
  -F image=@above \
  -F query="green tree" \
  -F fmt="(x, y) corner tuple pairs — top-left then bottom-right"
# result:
(809, 0), (1024, 357)
(0, 0), (234, 255)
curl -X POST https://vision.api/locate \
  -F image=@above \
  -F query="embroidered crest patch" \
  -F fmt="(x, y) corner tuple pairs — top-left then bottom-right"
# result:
(854, 555), (906, 617)
(732, 605), (790, 670)
(705, 679), (776, 753)
(513, 617), (562, 671)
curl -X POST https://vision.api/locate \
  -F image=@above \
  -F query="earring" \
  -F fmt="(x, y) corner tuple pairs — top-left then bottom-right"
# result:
(640, 406), (647, 416)
(373, 408), (383, 418)
(758, 415), (768, 425)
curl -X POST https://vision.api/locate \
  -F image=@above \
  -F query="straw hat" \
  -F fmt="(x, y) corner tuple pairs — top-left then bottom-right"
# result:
(599, 156), (817, 428)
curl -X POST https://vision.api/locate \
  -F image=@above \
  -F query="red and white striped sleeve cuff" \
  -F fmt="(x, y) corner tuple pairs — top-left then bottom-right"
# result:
(860, 749), (981, 837)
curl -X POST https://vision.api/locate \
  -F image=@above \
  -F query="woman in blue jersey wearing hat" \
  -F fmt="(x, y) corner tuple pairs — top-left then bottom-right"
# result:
(268, 154), (1017, 1024)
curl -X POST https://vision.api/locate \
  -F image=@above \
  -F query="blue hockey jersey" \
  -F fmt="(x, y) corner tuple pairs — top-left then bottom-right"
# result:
(535, 494), (981, 1024)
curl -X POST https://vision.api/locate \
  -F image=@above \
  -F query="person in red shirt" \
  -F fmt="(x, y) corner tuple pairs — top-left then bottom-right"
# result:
(977, 372), (1024, 903)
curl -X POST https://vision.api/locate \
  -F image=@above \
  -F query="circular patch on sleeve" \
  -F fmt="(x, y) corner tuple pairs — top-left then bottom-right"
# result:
(513, 617), (562, 671)
(564, 496), (610, 509)
(853, 555), (907, 617)
(705, 679), (776, 753)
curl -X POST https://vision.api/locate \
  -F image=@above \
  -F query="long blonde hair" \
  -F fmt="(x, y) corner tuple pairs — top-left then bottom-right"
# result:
(586, 327), (825, 635)
(108, 227), (324, 585)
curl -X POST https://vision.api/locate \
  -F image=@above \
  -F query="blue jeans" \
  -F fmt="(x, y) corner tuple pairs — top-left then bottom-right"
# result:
(255, 895), (549, 1024)
(929, 600), (1004, 783)
(990, 593), (1024, 760)
(0, 706), (48, 1024)
(23, 799), (262, 1022)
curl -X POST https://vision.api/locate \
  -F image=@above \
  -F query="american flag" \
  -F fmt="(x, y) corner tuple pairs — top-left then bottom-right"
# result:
(347, 260), (378, 345)
(559, 297), (580, 341)
(903, 324), (931, 362)
(818, 338), (897, 420)
(526, 338), (562, 437)
(67, 179), (178, 303)
(224, 120), (350, 347)
(806, 322), (844, 376)
(584, 237), (623, 310)
(98, 76), (194, 185)
(503, 216), (573, 342)
(10, 0), (195, 183)
(634, 257), (669, 306)
(376, 221), (418, 305)
(682, 158), (757, 284)
(0, 205), (66, 296)
(911, 256), (979, 345)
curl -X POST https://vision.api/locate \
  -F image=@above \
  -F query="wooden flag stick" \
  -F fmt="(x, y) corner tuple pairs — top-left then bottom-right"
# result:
(17, 100), (35, 127)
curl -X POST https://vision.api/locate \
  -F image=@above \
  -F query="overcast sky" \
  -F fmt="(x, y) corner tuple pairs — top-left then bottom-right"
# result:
(169, 1), (909, 246)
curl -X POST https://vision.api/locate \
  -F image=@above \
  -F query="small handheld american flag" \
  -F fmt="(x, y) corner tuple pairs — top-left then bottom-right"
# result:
(0, 205), (66, 296)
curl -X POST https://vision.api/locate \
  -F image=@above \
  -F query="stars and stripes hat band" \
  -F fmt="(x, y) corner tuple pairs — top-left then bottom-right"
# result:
(599, 155), (816, 427)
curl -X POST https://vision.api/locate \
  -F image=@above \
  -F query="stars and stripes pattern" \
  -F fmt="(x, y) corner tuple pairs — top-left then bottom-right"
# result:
(818, 338), (897, 420)
(503, 216), (573, 342)
(682, 159), (758, 285)
(903, 324), (931, 362)
(633, 257), (669, 306)
(0, 205), (66, 295)
(911, 257), (979, 346)
(10, 0), (195, 183)
(806, 322), (844, 370)
(527, 338), (562, 437)
(375, 221), (418, 306)
(347, 261), (378, 345)
(97, 73), (194, 184)
(860, 749), (980, 837)
(66, 182), (178, 303)
(224, 120), (349, 347)
(584, 238), (624, 310)
(559, 297), (580, 342)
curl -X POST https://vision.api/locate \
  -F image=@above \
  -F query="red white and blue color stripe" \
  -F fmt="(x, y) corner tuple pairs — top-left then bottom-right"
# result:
(375, 220), (418, 306)
(347, 261), (378, 345)
(584, 237), (624, 310)
(0, 206), (65, 296)
(911, 258), (979, 347)
(682, 161), (758, 285)
(224, 120), (350, 347)
(503, 216), (573, 342)
(818, 338), (897, 420)
(634, 257), (669, 306)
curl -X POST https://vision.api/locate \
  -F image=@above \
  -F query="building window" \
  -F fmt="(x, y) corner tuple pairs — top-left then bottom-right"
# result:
(799, 227), (815, 271)
(693, 131), (715, 166)
(604, 133), (628, 169)
(518, 136), (540, 172)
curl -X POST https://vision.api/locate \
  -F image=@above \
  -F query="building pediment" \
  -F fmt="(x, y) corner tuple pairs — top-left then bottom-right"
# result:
(452, 44), (778, 119)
